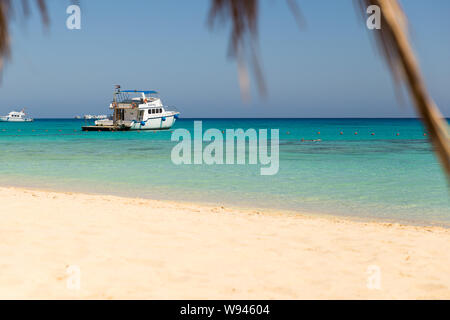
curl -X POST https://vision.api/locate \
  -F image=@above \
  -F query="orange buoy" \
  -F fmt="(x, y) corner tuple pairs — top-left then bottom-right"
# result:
(396, 133), (400, 136)
(354, 132), (358, 135)
(340, 131), (343, 135)
(371, 133), (375, 136)
(423, 133), (427, 136)
(317, 131), (321, 135)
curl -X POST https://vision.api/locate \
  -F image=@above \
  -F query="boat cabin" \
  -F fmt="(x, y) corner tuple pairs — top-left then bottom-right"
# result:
(111, 90), (168, 124)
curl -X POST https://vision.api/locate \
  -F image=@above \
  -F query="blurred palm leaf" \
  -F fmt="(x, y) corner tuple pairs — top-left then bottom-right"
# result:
(358, 0), (449, 178)
(208, 0), (265, 100)
(0, 0), (48, 69)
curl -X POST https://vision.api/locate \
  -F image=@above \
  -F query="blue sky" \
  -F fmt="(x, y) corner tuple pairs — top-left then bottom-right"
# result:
(0, 0), (449, 118)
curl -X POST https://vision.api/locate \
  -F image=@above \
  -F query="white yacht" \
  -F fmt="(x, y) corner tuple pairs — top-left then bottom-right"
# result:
(83, 86), (179, 131)
(0, 109), (33, 122)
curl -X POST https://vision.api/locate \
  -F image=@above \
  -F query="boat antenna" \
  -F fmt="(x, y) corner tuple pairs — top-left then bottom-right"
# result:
(113, 85), (120, 127)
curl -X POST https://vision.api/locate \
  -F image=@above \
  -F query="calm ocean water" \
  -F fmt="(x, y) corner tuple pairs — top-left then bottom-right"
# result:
(0, 118), (448, 226)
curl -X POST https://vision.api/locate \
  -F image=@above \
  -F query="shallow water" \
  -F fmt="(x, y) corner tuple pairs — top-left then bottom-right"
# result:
(0, 118), (448, 226)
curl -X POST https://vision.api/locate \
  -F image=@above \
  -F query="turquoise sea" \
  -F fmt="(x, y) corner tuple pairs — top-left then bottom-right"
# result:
(0, 118), (448, 226)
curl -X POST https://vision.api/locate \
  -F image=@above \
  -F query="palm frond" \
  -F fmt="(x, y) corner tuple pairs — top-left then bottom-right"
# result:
(208, 0), (265, 100)
(0, 0), (49, 70)
(208, 0), (304, 99)
(357, 0), (450, 178)
(0, 0), (12, 70)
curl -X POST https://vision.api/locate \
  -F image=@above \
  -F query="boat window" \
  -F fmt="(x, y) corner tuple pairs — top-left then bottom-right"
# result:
(159, 108), (162, 113)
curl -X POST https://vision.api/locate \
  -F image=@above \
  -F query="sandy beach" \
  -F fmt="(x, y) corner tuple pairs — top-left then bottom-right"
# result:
(0, 186), (449, 300)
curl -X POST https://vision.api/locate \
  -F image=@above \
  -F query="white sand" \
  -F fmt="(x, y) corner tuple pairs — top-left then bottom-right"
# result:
(0, 186), (449, 299)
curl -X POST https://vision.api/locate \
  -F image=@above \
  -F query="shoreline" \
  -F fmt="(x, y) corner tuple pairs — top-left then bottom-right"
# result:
(1, 186), (449, 299)
(1, 182), (448, 229)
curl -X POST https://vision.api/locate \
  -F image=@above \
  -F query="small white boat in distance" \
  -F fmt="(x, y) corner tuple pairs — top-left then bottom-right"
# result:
(83, 114), (108, 120)
(0, 109), (33, 122)
(83, 86), (179, 131)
